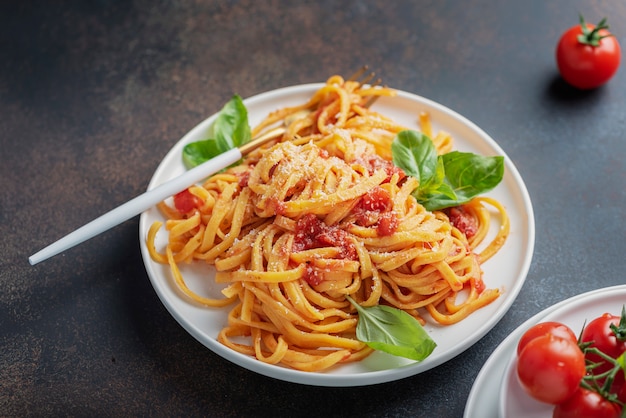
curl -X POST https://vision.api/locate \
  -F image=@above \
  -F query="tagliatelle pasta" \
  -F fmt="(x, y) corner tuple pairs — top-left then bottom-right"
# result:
(146, 75), (510, 371)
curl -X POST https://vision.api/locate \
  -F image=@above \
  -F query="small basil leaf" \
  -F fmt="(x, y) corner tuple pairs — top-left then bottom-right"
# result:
(182, 95), (251, 169)
(211, 94), (251, 148)
(347, 296), (437, 361)
(182, 139), (224, 168)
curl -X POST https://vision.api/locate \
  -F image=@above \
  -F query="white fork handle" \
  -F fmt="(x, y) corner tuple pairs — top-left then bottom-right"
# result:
(29, 147), (243, 265)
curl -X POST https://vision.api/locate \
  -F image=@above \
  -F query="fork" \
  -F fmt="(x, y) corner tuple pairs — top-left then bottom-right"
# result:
(28, 68), (383, 265)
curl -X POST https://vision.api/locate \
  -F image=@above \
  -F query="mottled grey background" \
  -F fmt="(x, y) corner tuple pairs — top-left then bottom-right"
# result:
(1, 1), (625, 417)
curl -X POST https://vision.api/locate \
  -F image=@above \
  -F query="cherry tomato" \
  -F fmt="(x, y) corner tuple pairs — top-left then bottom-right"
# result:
(517, 334), (585, 404)
(173, 189), (202, 213)
(553, 388), (621, 418)
(517, 321), (578, 355)
(556, 15), (621, 89)
(581, 313), (626, 372)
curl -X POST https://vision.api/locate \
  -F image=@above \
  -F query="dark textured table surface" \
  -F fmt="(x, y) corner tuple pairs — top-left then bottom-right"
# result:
(2, 1), (626, 417)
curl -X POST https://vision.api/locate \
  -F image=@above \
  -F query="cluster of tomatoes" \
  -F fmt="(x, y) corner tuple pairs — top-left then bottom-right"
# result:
(516, 308), (626, 417)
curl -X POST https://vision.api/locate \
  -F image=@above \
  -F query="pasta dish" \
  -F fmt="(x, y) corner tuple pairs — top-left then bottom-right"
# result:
(146, 75), (509, 372)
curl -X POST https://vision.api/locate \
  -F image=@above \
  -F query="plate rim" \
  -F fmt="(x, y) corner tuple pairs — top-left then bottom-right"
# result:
(139, 83), (536, 387)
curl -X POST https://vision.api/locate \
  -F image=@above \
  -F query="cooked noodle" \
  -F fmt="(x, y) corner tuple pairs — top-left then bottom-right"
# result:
(147, 76), (510, 371)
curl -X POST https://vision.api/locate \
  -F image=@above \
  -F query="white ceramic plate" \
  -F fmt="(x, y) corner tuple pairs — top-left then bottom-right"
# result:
(138, 83), (535, 387)
(464, 285), (626, 417)
(498, 286), (626, 417)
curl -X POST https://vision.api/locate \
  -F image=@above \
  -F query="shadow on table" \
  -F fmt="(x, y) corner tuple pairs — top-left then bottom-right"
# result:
(544, 74), (607, 105)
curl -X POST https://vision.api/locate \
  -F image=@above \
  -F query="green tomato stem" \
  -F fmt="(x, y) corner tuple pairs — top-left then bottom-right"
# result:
(581, 347), (625, 405)
(577, 14), (613, 47)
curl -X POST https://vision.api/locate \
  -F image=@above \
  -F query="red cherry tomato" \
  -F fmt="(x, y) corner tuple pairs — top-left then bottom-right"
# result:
(556, 15), (621, 89)
(173, 189), (202, 213)
(517, 321), (578, 355)
(553, 388), (621, 418)
(581, 313), (626, 370)
(517, 334), (585, 404)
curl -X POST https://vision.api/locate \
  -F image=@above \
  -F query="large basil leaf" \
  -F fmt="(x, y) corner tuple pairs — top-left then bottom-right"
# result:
(391, 130), (504, 211)
(346, 296), (437, 361)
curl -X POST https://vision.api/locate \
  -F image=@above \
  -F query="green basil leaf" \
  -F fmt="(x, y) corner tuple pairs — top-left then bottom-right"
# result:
(346, 296), (437, 361)
(390, 130), (505, 212)
(441, 151), (504, 201)
(211, 94), (250, 148)
(420, 156), (447, 194)
(182, 95), (251, 168)
(418, 152), (504, 211)
(391, 130), (439, 184)
(419, 191), (458, 211)
(391, 130), (459, 204)
(182, 139), (224, 168)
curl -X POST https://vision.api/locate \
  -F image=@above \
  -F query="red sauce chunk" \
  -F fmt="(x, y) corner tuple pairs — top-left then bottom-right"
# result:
(303, 265), (323, 286)
(293, 214), (358, 286)
(359, 186), (392, 212)
(354, 187), (398, 236)
(173, 189), (202, 214)
(293, 214), (357, 259)
(377, 212), (399, 236)
(445, 205), (478, 239)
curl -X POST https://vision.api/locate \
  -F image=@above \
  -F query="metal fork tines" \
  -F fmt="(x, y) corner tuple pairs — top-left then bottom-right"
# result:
(348, 65), (384, 108)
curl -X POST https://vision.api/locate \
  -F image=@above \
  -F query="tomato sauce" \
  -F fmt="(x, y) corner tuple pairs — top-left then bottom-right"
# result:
(293, 213), (357, 259)
(302, 265), (323, 286)
(355, 155), (406, 184)
(290, 166), (404, 285)
(174, 189), (202, 214)
(293, 213), (358, 286)
(376, 212), (399, 236)
(354, 187), (398, 236)
(445, 205), (478, 239)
